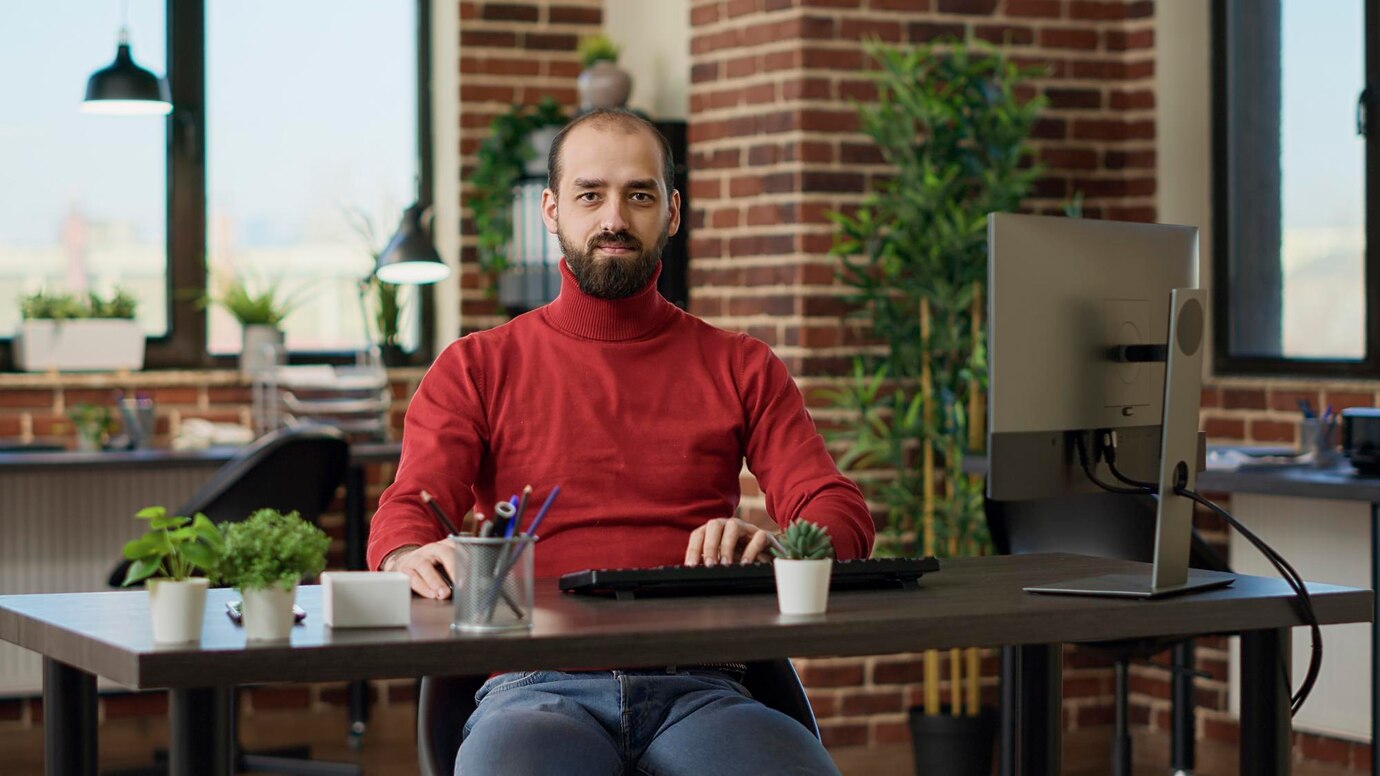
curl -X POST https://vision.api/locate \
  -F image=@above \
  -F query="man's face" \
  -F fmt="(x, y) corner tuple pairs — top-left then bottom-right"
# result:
(541, 123), (681, 299)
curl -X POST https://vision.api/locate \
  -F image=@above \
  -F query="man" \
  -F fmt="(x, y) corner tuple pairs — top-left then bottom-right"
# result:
(367, 108), (874, 775)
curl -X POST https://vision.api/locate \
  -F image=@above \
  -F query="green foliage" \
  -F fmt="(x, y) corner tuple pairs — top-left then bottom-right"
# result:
(771, 519), (835, 561)
(67, 402), (118, 444)
(204, 274), (300, 326)
(824, 37), (1045, 558)
(372, 278), (403, 347)
(213, 508), (329, 591)
(577, 34), (620, 68)
(20, 288), (138, 320)
(467, 98), (568, 275)
(121, 506), (225, 585)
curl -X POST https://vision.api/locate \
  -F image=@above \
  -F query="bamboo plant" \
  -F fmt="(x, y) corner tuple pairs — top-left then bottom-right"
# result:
(823, 37), (1045, 718)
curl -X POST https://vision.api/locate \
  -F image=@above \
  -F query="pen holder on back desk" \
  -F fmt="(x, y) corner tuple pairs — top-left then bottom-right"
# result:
(451, 535), (535, 632)
(1301, 417), (1340, 468)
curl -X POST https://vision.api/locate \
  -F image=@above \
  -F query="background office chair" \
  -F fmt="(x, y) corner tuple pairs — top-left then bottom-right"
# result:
(106, 424), (357, 776)
(985, 492), (1231, 776)
(416, 659), (820, 776)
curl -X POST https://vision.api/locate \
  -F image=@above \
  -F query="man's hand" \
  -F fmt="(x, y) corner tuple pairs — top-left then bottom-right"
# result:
(385, 541), (456, 600)
(685, 517), (780, 567)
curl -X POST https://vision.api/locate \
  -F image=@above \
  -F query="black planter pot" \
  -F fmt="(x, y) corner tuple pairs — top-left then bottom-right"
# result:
(379, 344), (408, 368)
(907, 705), (997, 776)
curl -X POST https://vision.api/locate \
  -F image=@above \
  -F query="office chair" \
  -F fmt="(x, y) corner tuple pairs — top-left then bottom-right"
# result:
(416, 659), (820, 776)
(985, 492), (1231, 776)
(106, 424), (358, 776)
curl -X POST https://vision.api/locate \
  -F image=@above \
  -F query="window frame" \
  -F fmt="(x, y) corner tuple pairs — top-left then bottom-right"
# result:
(1211, 0), (1380, 377)
(1, 0), (435, 371)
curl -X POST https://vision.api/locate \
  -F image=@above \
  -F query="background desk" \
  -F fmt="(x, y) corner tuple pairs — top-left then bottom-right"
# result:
(1199, 463), (1380, 773)
(0, 553), (1369, 776)
(0, 442), (401, 699)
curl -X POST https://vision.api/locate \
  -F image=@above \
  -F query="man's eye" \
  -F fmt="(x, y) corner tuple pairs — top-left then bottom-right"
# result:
(630, 193), (653, 202)
(577, 192), (599, 202)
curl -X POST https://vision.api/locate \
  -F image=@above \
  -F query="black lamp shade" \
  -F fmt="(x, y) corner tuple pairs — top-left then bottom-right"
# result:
(82, 42), (171, 115)
(375, 203), (451, 285)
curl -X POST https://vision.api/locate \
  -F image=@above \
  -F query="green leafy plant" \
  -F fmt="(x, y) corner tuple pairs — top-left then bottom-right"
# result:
(67, 402), (118, 446)
(468, 97), (568, 275)
(577, 34), (620, 68)
(120, 506), (225, 586)
(212, 508), (330, 591)
(20, 288), (137, 320)
(770, 519), (835, 561)
(203, 274), (301, 327)
(824, 37), (1044, 559)
(372, 278), (403, 347)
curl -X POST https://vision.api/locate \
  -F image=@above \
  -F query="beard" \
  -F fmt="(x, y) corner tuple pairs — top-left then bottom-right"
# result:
(559, 225), (668, 300)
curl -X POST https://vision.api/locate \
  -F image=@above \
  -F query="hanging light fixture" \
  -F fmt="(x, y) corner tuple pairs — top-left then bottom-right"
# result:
(82, 4), (170, 116)
(374, 203), (451, 285)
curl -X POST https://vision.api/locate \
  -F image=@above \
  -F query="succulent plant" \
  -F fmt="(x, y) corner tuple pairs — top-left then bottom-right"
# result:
(771, 519), (834, 561)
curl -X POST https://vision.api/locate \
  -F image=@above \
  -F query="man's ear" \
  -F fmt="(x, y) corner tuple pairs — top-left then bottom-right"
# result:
(541, 188), (559, 234)
(666, 189), (681, 238)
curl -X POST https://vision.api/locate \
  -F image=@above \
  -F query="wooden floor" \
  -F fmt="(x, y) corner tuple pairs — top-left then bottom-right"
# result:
(0, 701), (1362, 775)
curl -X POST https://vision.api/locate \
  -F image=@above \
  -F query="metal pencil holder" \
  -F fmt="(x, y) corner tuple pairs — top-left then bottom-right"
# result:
(450, 535), (535, 632)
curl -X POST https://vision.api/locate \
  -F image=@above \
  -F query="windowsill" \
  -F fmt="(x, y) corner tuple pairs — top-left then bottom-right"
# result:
(0, 366), (428, 389)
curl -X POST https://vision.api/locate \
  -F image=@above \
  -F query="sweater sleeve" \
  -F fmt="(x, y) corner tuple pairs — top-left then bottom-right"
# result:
(366, 341), (489, 570)
(736, 335), (875, 560)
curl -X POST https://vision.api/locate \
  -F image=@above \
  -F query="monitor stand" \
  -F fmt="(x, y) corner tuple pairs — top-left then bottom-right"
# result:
(1024, 288), (1236, 600)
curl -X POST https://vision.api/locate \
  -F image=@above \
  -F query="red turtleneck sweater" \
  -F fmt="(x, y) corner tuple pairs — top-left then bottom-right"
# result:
(366, 262), (874, 578)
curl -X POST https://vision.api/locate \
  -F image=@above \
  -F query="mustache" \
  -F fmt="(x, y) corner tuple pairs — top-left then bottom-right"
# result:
(588, 232), (642, 251)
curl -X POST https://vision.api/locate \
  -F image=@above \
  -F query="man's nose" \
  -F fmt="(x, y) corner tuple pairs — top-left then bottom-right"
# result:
(598, 199), (630, 233)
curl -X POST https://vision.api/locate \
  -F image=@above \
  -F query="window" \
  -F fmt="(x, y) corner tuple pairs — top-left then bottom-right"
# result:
(0, 0), (432, 369)
(1212, 0), (1377, 375)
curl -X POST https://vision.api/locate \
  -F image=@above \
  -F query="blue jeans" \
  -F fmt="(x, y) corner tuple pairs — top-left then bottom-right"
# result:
(455, 669), (841, 776)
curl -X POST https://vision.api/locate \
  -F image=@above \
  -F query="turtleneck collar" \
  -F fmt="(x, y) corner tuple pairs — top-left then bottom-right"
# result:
(542, 259), (676, 342)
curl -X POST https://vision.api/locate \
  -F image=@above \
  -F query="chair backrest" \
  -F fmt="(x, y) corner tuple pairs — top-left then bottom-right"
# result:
(107, 425), (350, 587)
(985, 491), (1229, 572)
(416, 659), (819, 776)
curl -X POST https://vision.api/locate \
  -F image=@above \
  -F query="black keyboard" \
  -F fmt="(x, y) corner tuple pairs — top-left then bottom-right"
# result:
(559, 556), (940, 600)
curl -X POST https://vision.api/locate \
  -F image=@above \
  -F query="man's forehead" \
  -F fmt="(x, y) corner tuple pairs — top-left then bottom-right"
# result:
(559, 123), (663, 184)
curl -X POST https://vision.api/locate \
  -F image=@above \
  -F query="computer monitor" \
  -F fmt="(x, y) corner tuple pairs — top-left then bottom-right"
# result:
(986, 213), (1234, 598)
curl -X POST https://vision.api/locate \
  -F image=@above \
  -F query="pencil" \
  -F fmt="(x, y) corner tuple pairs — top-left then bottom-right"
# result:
(419, 490), (460, 536)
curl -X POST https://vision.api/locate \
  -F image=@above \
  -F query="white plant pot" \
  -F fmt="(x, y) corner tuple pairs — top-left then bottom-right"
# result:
(773, 558), (833, 615)
(14, 319), (145, 372)
(147, 578), (209, 644)
(241, 583), (297, 641)
(240, 325), (285, 375)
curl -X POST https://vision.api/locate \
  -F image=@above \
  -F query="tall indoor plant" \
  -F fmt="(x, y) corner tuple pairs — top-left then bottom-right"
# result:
(825, 37), (1044, 775)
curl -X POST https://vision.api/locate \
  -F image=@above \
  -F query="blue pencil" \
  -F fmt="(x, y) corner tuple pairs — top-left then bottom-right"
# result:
(523, 485), (561, 537)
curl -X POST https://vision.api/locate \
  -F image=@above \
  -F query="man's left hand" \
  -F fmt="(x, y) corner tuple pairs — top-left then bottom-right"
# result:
(685, 517), (780, 567)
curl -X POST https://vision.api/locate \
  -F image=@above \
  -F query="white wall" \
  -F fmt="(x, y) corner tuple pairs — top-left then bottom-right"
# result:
(604, 0), (690, 120)
(1155, 1), (1214, 371)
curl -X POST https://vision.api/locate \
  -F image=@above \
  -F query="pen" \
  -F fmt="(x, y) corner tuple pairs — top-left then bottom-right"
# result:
(1298, 399), (1314, 419)
(513, 484), (532, 533)
(523, 485), (561, 538)
(419, 490), (460, 536)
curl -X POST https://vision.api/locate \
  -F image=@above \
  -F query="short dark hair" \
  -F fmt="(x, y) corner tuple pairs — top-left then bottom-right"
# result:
(546, 108), (676, 196)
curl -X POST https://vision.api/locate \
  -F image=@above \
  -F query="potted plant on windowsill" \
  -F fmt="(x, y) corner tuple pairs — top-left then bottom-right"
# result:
(770, 519), (834, 615)
(14, 288), (144, 372)
(120, 506), (224, 644)
(204, 275), (300, 374)
(212, 508), (329, 641)
(68, 402), (119, 451)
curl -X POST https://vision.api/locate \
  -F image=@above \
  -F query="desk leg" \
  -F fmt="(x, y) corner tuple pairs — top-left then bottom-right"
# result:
(1240, 628), (1290, 776)
(345, 462), (370, 744)
(169, 687), (231, 776)
(1371, 502), (1378, 776)
(42, 658), (96, 776)
(999, 644), (1062, 776)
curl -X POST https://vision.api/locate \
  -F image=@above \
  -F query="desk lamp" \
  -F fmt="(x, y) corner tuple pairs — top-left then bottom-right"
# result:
(356, 202), (450, 365)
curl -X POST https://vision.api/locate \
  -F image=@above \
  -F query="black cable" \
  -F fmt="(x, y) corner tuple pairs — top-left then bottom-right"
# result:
(1076, 429), (1322, 714)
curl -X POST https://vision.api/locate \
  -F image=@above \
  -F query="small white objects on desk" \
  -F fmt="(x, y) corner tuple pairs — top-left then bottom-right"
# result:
(321, 571), (411, 628)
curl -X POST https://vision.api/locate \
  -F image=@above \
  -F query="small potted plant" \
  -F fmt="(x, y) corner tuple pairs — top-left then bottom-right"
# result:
(204, 274), (300, 374)
(15, 288), (144, 372)
(770, 519), (835, 615)
(67, 402), (118, 451)
(212, 508), (329, 641)
(120, 506), (224, 644)
(576, 34), (631, 111)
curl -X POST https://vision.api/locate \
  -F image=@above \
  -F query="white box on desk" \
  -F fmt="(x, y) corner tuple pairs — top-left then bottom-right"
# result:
(321, 571), (410, 628)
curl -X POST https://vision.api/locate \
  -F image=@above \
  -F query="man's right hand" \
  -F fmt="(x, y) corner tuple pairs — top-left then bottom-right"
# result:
(384, 541), (456, 600)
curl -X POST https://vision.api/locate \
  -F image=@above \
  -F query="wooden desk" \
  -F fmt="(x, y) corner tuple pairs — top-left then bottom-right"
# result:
(1199, 463), (1380, 774)
(0, 553), (1369, 776)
